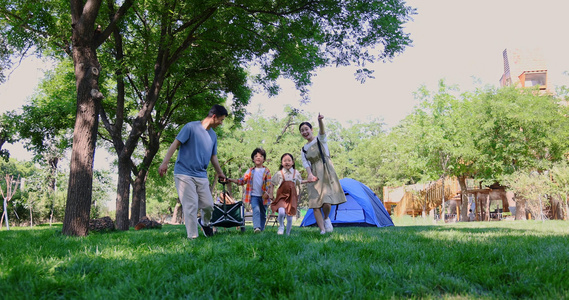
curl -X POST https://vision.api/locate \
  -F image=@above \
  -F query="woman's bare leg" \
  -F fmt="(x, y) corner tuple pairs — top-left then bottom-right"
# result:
(322, 203), (331, 220)
(313, 208), (325, 232)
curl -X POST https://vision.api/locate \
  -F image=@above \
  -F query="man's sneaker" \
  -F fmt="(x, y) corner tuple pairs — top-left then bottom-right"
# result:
(277, 226), (284, 235)
(198, 218), (214, 237)
(324, 218), (333, 233)
(254, 227), (261, 233)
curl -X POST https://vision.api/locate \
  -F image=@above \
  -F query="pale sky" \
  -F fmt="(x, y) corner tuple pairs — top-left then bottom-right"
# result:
(2, 0), (569, 162)
(245, 0), (569, 127)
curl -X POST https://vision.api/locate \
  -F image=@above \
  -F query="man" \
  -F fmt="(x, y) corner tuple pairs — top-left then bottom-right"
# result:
(158, 104), (227, 238)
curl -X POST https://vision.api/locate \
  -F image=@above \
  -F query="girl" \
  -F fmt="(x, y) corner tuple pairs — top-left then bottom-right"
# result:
(299, 113), (346, 234)
(270, 153), (310, 235)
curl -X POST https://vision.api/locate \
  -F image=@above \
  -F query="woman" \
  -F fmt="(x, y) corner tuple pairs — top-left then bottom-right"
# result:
(299, 114), (346, 234)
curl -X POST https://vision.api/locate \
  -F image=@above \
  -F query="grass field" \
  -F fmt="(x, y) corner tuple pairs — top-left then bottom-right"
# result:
(1, 217), (568, 299)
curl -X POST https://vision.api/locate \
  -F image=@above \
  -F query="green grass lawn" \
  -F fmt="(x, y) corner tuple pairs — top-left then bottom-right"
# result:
(1, 218), (568, 299)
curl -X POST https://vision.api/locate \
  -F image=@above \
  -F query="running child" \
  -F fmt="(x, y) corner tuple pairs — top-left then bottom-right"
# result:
(270, 153), (312, 235)
(226, 148), (272, 232)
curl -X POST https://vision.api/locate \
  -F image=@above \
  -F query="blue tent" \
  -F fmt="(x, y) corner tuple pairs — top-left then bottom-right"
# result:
(300, 178), (394, 227)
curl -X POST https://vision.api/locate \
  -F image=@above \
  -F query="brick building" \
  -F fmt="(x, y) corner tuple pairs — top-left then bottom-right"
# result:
(499, 48), (550, 94)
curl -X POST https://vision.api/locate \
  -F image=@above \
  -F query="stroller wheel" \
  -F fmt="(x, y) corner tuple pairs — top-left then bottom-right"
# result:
(240, 226), (246, 233)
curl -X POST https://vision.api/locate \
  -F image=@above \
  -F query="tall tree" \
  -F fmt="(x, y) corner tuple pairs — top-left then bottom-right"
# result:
(469, 86), (569, 182)
(468, 86), (569, 220)
(2, 0), (134, 235)
(384, 84), (569, 220)
(408, 81), (483, 220)
(63, 0), (134, 235)
(401, 82), (463, 219)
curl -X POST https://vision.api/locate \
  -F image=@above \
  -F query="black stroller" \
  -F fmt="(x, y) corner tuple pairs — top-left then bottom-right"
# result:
(210, 178), (246, 232)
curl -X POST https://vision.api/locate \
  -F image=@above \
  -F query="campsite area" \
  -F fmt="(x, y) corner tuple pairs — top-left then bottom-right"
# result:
(1, 218), (568, 299)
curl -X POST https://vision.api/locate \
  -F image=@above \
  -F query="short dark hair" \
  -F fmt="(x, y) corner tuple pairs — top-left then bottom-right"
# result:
(298, 121), (312, 131)
(279, 153), (295, 170)
(208, 104), (228, 117)
(251, 148), (266, 161)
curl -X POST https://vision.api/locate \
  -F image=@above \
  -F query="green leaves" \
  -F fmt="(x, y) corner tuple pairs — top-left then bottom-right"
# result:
(471, 87), (569, 180)
(376, 83), (569, 191)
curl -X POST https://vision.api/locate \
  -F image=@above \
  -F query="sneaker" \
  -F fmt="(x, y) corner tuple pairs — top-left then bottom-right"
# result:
(320, 230), (326, 235)
(198, 218), (214, 237)
(254, 227), (261, 233)
(324, 218), (333, 233)
(277, 227), (284, 235)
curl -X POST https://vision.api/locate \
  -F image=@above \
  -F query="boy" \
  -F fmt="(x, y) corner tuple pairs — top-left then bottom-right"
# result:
(227, 148), (272, 232)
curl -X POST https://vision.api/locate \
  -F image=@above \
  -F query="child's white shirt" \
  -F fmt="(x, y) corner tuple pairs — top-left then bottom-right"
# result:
(251, 167), (265, 197)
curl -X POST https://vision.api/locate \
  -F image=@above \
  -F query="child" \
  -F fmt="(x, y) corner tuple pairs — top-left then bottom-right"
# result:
(270, 153), (311, 235)
(227, 148), (272, 232)
(468, 209), (476, 222)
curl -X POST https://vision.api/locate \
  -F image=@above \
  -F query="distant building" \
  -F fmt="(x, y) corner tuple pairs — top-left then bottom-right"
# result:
(499, 48), (550, 93)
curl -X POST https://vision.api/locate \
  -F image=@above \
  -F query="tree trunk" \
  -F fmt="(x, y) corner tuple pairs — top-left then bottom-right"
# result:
(101, 59), (166, 230)
(131, 172), (147, 227)
(458, 176), (469, 222)
(172, 198), (182, 224)
(550, 194), (561, 220)
(563, 194), (569, 220)
(476, 192), (481, 221)
(48, 157), (58, 226)
(515, 198), (527, 220)
(538, 194), (544, 221)
(441, 177), (446, 222)
(62, 45), (102, 236)
(139, 189), (146, 221)
(131, 129), (161, 226)
(62, 0), (114, 236)
(3, 199), (9, 230)
(48, 157), (59, 193)
(484, 193), (490, 221)
(62, 0), (135, 236)
(115, 156), (131, 230)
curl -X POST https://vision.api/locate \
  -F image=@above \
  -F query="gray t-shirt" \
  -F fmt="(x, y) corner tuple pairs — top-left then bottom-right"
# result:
(174, 121), (217, 178)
